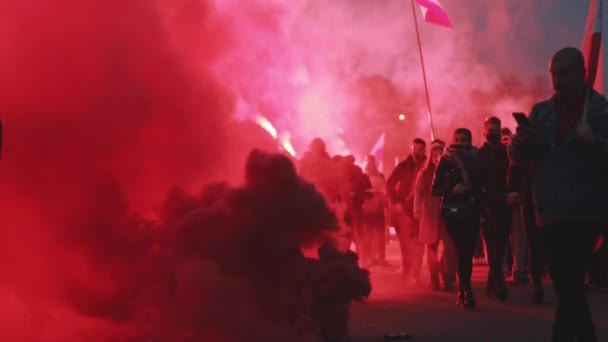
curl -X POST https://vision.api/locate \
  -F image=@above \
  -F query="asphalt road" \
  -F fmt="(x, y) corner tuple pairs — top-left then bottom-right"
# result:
(349, 241), (608, 342)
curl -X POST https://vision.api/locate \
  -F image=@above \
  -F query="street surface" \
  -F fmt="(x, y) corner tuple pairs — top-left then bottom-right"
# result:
(350, 241), (608, 342)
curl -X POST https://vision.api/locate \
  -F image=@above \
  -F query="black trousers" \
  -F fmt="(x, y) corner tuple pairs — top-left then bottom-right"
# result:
(445, 217), (479, 291)
(522, 204), (544, 288)
(589, 229), (608, 287)
(481, 205), (512, 289)
(474, 230), (485, 258)
(542, 222), (601, 342)
(364, 214), (386, 262)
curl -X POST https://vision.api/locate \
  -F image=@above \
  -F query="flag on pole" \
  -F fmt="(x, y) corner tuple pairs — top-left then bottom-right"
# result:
(582, 0), (603, 93)
(369, 132), (385, 171)
(416, 0), (452, 29)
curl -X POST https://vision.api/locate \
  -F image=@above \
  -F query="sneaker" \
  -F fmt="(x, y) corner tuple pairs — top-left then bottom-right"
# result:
(457, 290), (476, 308)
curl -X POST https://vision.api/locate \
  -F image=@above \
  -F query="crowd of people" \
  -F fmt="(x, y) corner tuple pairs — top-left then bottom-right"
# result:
(298, 47), (608, 341)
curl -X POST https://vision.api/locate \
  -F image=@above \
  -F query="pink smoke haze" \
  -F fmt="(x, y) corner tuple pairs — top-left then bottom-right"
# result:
(212, 0), (566, 157)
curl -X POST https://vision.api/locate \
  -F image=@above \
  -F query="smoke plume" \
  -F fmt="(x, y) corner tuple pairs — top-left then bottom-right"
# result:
(214, 0), (586, 154)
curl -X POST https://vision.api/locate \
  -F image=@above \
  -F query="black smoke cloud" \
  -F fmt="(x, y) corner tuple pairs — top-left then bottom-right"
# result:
(0, 0), (306, 340)
(47, 149), (368, 341)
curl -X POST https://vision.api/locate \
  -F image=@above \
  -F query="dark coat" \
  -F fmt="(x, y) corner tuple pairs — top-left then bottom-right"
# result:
(509, 90), (608, 225)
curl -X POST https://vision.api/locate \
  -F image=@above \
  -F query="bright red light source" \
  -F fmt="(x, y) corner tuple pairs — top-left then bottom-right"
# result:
(398, 114), (405, 121)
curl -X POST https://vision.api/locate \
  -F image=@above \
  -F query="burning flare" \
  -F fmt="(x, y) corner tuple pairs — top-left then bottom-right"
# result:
(255, 115), (278, 139)
(255, 115), (297, 157)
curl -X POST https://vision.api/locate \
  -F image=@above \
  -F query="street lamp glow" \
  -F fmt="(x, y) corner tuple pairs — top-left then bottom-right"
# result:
(398, 114), (405, 121)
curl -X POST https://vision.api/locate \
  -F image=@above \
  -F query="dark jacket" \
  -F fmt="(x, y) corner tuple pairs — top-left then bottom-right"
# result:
(432, 145), (486, 216)
(478, 142), (509, 208)
(386, 154), (426, 208)
(509, 90), (608, 225)
(506, 163), (533, 208)
(346, 164), (373, 210)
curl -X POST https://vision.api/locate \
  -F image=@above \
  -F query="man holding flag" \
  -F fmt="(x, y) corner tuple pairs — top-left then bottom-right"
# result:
(510, 47), (608, 342)
(510, 45), (608, 342)
(509, 1), (608, 339)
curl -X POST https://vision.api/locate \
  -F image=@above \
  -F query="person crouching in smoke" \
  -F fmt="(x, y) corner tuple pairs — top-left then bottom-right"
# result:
(309, 243), (372, 341)
(219, 150), (370, 336)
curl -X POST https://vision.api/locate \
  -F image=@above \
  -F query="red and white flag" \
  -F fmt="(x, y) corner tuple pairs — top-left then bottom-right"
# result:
(416, 0), (452, 29)
(582, 0), (603, 93)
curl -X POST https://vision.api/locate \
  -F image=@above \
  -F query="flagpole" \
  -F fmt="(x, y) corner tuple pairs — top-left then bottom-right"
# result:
(411, 0), (436, 141)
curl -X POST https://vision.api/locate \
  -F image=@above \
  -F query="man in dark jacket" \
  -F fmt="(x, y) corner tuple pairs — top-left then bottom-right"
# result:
(478, 117), (519, 300)
(344, 155), (373, 264)
(510, 47), (608, 341)
(386, 138), (427, 280)
(507, 163), (544, 304)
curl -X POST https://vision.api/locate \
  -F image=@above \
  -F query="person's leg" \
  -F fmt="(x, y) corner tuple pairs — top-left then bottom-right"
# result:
(352, 211), (369, 264)
(368, 215), (391, 266)
(481, 215), (497, 290)
(407, 218), (424, 282)
(482, 207), (511, 299)
(458, 219), (479, 292)
(445, 220), (467, 289)
(543, 222), (600, 341)
(427, 242), (441, 290)
(503, 238), (513, 278)
(445, 218), (478, 307)
(362, 216), (374, 265)
(599, 231), (608, 291)
(365, 215), (378, 263)
(474, 230), (484, 258)
(511, 206), (529, 283)
(522, 204), (543, 303)
(375, 216), (387, 262)
(393, 210), (410, 275)
(441, 234), (458, 291)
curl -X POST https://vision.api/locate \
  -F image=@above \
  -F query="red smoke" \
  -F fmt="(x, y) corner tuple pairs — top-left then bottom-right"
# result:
(0, 0), (286, 340)
(214, 0), (567, 156)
